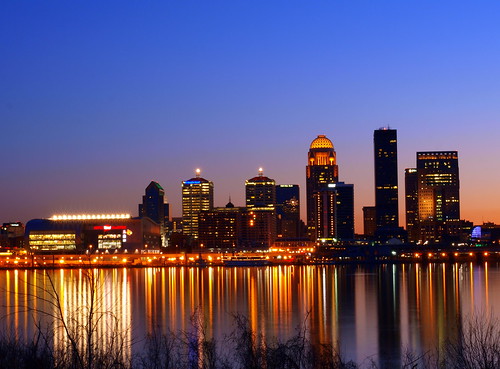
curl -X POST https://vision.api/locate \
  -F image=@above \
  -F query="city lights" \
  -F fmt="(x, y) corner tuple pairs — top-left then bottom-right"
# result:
(50, 214), (131, 221)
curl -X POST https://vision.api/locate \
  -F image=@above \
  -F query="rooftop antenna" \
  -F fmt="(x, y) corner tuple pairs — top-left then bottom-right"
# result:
(195, 168), (201, 178)
(258, 167), (263, 177)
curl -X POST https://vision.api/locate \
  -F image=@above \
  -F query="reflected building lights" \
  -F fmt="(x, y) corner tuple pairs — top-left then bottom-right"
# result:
(0, 265), (499, 366)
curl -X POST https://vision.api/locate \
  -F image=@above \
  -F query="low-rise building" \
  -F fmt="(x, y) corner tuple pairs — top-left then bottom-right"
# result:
(25, 214), (160, 253)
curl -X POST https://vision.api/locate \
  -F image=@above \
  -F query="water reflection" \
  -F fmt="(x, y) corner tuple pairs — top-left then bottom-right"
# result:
(1, 263), (499, 366)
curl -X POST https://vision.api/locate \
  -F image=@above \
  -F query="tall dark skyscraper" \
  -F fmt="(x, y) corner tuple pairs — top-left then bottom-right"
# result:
(306, 135), (338, 237)
(404, 168), (419, 241)
(182, 169), (214, 239)
(245, 168), (276, 209)
(313, 182), (354, 240)
(374, 128), (399, 229)
(139, 181), (170, 246)
(275, 184), (300, 238)
(416, 151), (460, 242)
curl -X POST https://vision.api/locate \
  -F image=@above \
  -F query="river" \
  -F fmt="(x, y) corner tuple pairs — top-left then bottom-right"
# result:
(0, 262), (496, 367)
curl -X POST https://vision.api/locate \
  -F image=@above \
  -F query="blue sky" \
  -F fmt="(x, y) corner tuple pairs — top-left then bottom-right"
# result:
(2, 1), (500, 230)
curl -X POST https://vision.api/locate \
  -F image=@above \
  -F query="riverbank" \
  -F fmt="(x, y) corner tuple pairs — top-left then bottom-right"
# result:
(0, 246), (499, 269)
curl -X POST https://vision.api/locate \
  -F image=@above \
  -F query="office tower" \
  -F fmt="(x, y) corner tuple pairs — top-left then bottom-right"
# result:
(374, 128), (399, 229)
(313, 182), (354, 240)
(362, 206), (376, 237)
(182, 169), (214, 239)
(404, 168), (419, 242)
(276, 184), (300, 238)
(245, 168), (276, 209)
(306, 135), (339, 237)
(198, 201), (242, 249)
(139, 181), (170, 246)
(416, 151), (460, 242)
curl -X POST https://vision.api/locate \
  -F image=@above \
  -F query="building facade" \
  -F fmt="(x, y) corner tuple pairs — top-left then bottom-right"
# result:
(313, 182), (354, 241)
(306, 135), (339, 238)
(198, 202), (276, 249)
(404, 168), (419, 241)
(275, 184), (301, 239)
(416, 151), (460, 242)
(405, 152), (460, 243)
(362, 206), (376, 237)
(139, 181), (170, 246)
(245, 169), (276, 209)
(374, 128), (399, 229)
(0, 222), (25, 250)
(182, 170), (214, 239)
(240, 207), (277, 248)
(25, 214), (160, 253)
(198, 201), (241, 249)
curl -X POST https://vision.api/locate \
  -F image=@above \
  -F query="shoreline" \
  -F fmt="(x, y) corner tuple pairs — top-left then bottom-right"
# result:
(0, 249), (497, 270)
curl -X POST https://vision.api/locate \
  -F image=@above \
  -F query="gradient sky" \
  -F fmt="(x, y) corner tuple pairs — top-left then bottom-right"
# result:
(2, 1), (500, 232)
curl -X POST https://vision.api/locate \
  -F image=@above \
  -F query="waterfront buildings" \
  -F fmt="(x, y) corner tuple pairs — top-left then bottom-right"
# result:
(182, 169), (214, 239)
(198, 201), (276, 249)
(374, 128), (399, 229)
(198, 201), (241, 249)
(306, 135), (339, 238)
(275, 184), (301, 238)
(139, 181), (170, 246)
(471, 222), (500, 245)
(25, 214), (160, 252)
(405, 151), (460, 243)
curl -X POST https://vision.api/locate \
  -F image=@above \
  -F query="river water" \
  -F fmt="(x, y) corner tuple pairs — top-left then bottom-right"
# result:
(0, 263), (496, 367)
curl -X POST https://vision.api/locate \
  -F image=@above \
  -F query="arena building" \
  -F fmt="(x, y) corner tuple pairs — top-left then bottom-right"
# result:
(25, 214), (160, 253)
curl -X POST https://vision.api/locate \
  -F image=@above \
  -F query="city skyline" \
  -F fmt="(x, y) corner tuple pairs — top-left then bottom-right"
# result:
(2, 2), (500, 231)
(0, 130), (496, 233)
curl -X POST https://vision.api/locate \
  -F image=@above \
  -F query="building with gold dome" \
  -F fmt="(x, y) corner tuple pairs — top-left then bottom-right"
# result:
(306, 135), (339, 237)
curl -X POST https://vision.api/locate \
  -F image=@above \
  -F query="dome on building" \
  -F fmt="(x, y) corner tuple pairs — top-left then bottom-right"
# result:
(310, 135), (333, 149)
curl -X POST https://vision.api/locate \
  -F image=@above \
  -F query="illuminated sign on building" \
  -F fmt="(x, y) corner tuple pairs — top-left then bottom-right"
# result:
(93, 225), (127, 230)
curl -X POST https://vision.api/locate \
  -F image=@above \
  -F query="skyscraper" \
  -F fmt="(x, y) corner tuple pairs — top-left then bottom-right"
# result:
(139, 181), (170, 246)
(416, 151), (460, 242)
(245, 168), (276, 209)
(244, 169), (277, 246)
(404, 168), (418, 241)
(374, 128), (399, 229)
(313, 182), (354, 240)
(275, 184), (300, 238)
(306, 135), (338, 237)
(182, 169), (214, 239)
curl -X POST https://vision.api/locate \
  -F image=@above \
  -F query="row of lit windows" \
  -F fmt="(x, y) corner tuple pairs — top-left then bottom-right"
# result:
(30, 234), (75, 240)
(30, 240), (76, 246)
